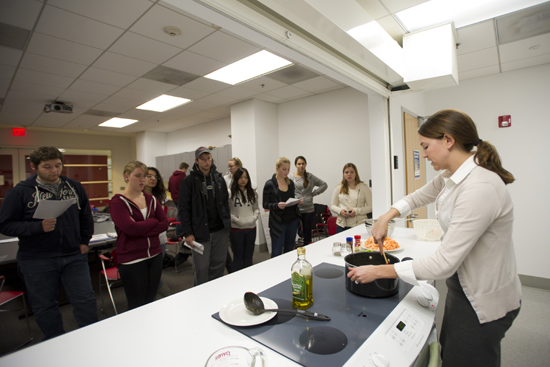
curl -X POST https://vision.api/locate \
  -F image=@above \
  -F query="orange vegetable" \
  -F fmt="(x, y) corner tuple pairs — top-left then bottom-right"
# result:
(364, 236), (400, 251)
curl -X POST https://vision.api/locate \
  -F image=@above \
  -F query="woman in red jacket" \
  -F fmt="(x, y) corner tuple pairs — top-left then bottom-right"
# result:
(110, 161), (169, 310)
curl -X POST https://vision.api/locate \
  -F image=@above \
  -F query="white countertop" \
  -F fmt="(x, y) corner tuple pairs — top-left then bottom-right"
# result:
(0, 226), (440, 367)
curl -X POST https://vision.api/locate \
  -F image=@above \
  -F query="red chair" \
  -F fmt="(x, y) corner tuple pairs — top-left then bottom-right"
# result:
(99, 249), (121, 315)
(326, 216), (337, 236)
(313, 206), (334, 241)
(0, 275), (33, 351)
(163, 205), (177, 223)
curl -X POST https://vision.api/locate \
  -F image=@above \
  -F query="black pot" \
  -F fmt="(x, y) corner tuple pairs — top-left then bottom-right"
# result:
(344, 252), (400, 298)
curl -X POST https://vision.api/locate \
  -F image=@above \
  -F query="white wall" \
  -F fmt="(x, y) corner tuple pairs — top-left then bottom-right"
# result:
(136, 131), (167, 167)
(389, 64), (550, 279)
(165, 117), (232, 155)
(277, 87), (371, 210)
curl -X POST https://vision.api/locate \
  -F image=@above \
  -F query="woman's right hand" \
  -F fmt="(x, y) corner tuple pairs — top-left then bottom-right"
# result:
(278, 202), (287, 209)
(371, 219), (388, 247)
(340, 209), (350, 217)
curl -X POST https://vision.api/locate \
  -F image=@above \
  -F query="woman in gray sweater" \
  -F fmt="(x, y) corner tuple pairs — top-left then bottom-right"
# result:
(289, 156), (327, 245)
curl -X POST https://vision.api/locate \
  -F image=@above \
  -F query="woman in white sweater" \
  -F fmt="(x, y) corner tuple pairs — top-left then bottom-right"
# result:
(348, 109), (521, 367)
(330, 163), (372, 233)
(228, 168), (259, 271)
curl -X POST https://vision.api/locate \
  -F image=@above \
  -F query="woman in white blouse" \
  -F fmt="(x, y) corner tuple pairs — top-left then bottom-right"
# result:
(348, 109), (521, 367)
(330, 163), (372, 233)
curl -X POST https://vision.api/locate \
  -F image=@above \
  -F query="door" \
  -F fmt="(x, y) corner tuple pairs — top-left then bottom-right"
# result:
(0, 148), (33, 209)
(403, 112), (427, 227)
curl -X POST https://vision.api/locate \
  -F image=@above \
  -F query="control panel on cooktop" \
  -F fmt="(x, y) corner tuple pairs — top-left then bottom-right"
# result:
(386, 309), (424, 352)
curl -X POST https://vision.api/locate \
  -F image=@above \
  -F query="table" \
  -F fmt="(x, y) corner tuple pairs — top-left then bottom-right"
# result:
(0, 226), (440, 367)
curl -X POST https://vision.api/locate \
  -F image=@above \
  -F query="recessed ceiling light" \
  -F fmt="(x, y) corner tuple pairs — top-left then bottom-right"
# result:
(204, 50), (293, 85)
(99, 118), (138, 128)
(136, 95), (192, 112)
(396, 0), (548, 32)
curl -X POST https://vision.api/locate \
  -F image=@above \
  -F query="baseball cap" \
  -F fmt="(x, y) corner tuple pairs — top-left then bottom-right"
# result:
(195, 146), (212, 159)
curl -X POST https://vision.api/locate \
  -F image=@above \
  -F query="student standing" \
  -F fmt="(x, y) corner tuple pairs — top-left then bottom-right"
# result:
(0, 146), (97, 340)
(263, 157), (303, 257)
(168, 162), (188, 237)
(110, 161), (168, 310)
(348, 109), (521, 367)
(228, 168), (260, 271)
(330, 163), (372, 233)
(179, 147), (231, 285)
(289, 156), (327, 245)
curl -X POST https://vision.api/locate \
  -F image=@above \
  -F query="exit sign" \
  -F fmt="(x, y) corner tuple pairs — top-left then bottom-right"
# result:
(12, 128), (26, 136)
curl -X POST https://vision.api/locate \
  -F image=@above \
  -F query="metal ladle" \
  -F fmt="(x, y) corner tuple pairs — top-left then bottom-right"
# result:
(243, 292), (330, 321)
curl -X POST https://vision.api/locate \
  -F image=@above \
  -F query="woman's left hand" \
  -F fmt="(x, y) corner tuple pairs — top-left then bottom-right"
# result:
(347, 265), (378, 284)
(348, 208), (356, 217)
(298, 199), (304, 205)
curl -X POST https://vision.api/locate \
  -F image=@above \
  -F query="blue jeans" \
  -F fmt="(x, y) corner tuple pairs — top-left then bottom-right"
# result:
(271, 220), (298, 258)
(18, 252), (98, 340)
(337, 225), (351, 233)
(230, 228), (256, 271)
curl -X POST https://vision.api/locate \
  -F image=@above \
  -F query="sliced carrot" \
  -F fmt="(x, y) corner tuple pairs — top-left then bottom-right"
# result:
(363, 236), (400, 251)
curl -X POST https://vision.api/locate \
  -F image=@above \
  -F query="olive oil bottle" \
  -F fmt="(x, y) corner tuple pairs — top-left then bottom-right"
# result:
(291, 247), (313, 309)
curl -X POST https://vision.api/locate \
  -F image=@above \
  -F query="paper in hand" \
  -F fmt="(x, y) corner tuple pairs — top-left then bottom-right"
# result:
(182, 240), (205, 255)
(32, 198), (77, 219)
(285, 198), (301, 207)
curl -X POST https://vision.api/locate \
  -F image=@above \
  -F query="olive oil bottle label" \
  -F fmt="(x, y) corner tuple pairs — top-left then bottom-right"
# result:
(292, 271), (307, 302)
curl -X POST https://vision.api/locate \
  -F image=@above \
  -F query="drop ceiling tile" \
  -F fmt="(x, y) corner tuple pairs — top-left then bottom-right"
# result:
(168, 86), (210, 100)
(355, 0), (390, 19)
(217, 86), (257, 100)
(102, 96), (142, 108)
(32, 113), (77, 128)
(457, 47), (499, 72)
(291, 76), (341, 93)
(6, 90), (56, 103)
(0, 0), (43, 29)
(0, 46), (23, 67)
(10, 80), (66, 97)
(48, 0), (152, 29)
(58, 89), (107, 104)
(382, 0), (428, 13)
(458, 65), (500, 81)
(183, 77), (230, 93)
(35, 5), (124, 49)
(0, 113), (35, 126)
(117, 109), (159, 120)
(126, 78), (177, 94)
(187, 31), (260, 64)
(265, 85), (313, 99)
(254, 93), (287, 103)
(501, 53), (550, 72)
(163, 51), (226, 76)
(26, 33), (103, 66)
(0, 78), (10, 93)
(79, 67), (138, 87)
(197, 93), (239, 106)
(130, 4), (216, 49)
(92, 102), (132, 113)
(14, 68), (74, 88)
(499, 33), (550, 63)
(92, 52), (157, 77)
(69, 80), (121, 96)
(112, 88), (158, 103)
(61, 114), (108, 130)
(456, 20), (496, 55)
(0, 64), (16, 79)
(109, 32), (183, 64)
(1, 102), (43, 117)
(19, 53), (87, 78)
(237, 76), (287, 92)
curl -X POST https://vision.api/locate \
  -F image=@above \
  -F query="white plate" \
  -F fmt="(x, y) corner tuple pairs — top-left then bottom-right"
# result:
(362, 243), (404, 253)
(219, 297), (278, 326)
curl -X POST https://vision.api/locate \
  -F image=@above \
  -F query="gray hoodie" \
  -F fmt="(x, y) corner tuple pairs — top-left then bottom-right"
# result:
(289, 172), (328, 214)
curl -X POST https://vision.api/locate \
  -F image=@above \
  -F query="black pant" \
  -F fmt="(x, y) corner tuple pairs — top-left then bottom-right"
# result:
(230, 228), (256, 271)
(440, 273), (520, 367)
(118, 254), (163, 310)
(301, 212), (315, 245)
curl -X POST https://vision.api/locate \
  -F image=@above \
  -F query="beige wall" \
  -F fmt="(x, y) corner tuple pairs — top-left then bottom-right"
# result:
(0, 126), (136, 197)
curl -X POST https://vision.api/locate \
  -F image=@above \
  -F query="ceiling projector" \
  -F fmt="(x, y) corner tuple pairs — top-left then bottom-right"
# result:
(44, 101), (73, 114)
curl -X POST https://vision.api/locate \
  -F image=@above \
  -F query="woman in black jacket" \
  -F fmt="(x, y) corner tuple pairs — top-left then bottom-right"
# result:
(263, 157), (303, 258)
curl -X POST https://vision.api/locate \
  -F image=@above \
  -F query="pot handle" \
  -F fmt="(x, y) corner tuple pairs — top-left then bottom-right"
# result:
(401, 257), (414, 262)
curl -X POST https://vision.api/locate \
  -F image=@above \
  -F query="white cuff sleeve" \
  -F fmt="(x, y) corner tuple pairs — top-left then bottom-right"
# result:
(394, 260), (420, 286)
(391, 200), (412, 218)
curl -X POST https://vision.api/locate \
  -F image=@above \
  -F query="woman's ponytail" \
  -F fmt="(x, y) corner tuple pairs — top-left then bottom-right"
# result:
(474, 141), (515, 184)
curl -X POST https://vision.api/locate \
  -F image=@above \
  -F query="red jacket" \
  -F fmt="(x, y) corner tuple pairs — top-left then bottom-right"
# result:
(109, 193), (168, 264)
(168, 170), (186, 202)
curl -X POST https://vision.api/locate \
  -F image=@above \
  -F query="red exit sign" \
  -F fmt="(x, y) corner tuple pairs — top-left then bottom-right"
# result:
(12, 128), (26, 136)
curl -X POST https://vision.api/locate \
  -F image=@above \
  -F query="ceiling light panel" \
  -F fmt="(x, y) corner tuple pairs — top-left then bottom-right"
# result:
(98, 117), (138, 128)
(204, 50), (293, 85)
(396, 0), (549, 33)
(136, 94), (192, 112)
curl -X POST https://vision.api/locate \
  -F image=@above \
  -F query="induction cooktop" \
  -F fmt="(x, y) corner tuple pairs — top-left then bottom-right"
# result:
(212, 262), (413, 367)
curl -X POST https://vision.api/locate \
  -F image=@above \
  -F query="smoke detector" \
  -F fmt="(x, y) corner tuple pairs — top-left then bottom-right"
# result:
(163, 26), (181, 37)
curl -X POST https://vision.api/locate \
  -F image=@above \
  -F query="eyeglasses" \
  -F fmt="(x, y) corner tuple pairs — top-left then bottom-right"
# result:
(146, 174), (159, 180)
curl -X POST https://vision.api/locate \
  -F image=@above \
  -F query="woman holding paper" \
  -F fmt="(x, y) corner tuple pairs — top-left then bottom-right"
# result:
(110, 161), (168, 310)
(330, 163), (372, 233)
(263, 157), (303, 257)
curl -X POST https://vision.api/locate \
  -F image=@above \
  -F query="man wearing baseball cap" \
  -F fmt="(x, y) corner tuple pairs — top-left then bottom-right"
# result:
(178, 147), (231, 285)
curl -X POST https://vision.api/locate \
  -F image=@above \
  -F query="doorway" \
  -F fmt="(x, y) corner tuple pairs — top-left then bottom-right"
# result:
(403, 112), (427, 227)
